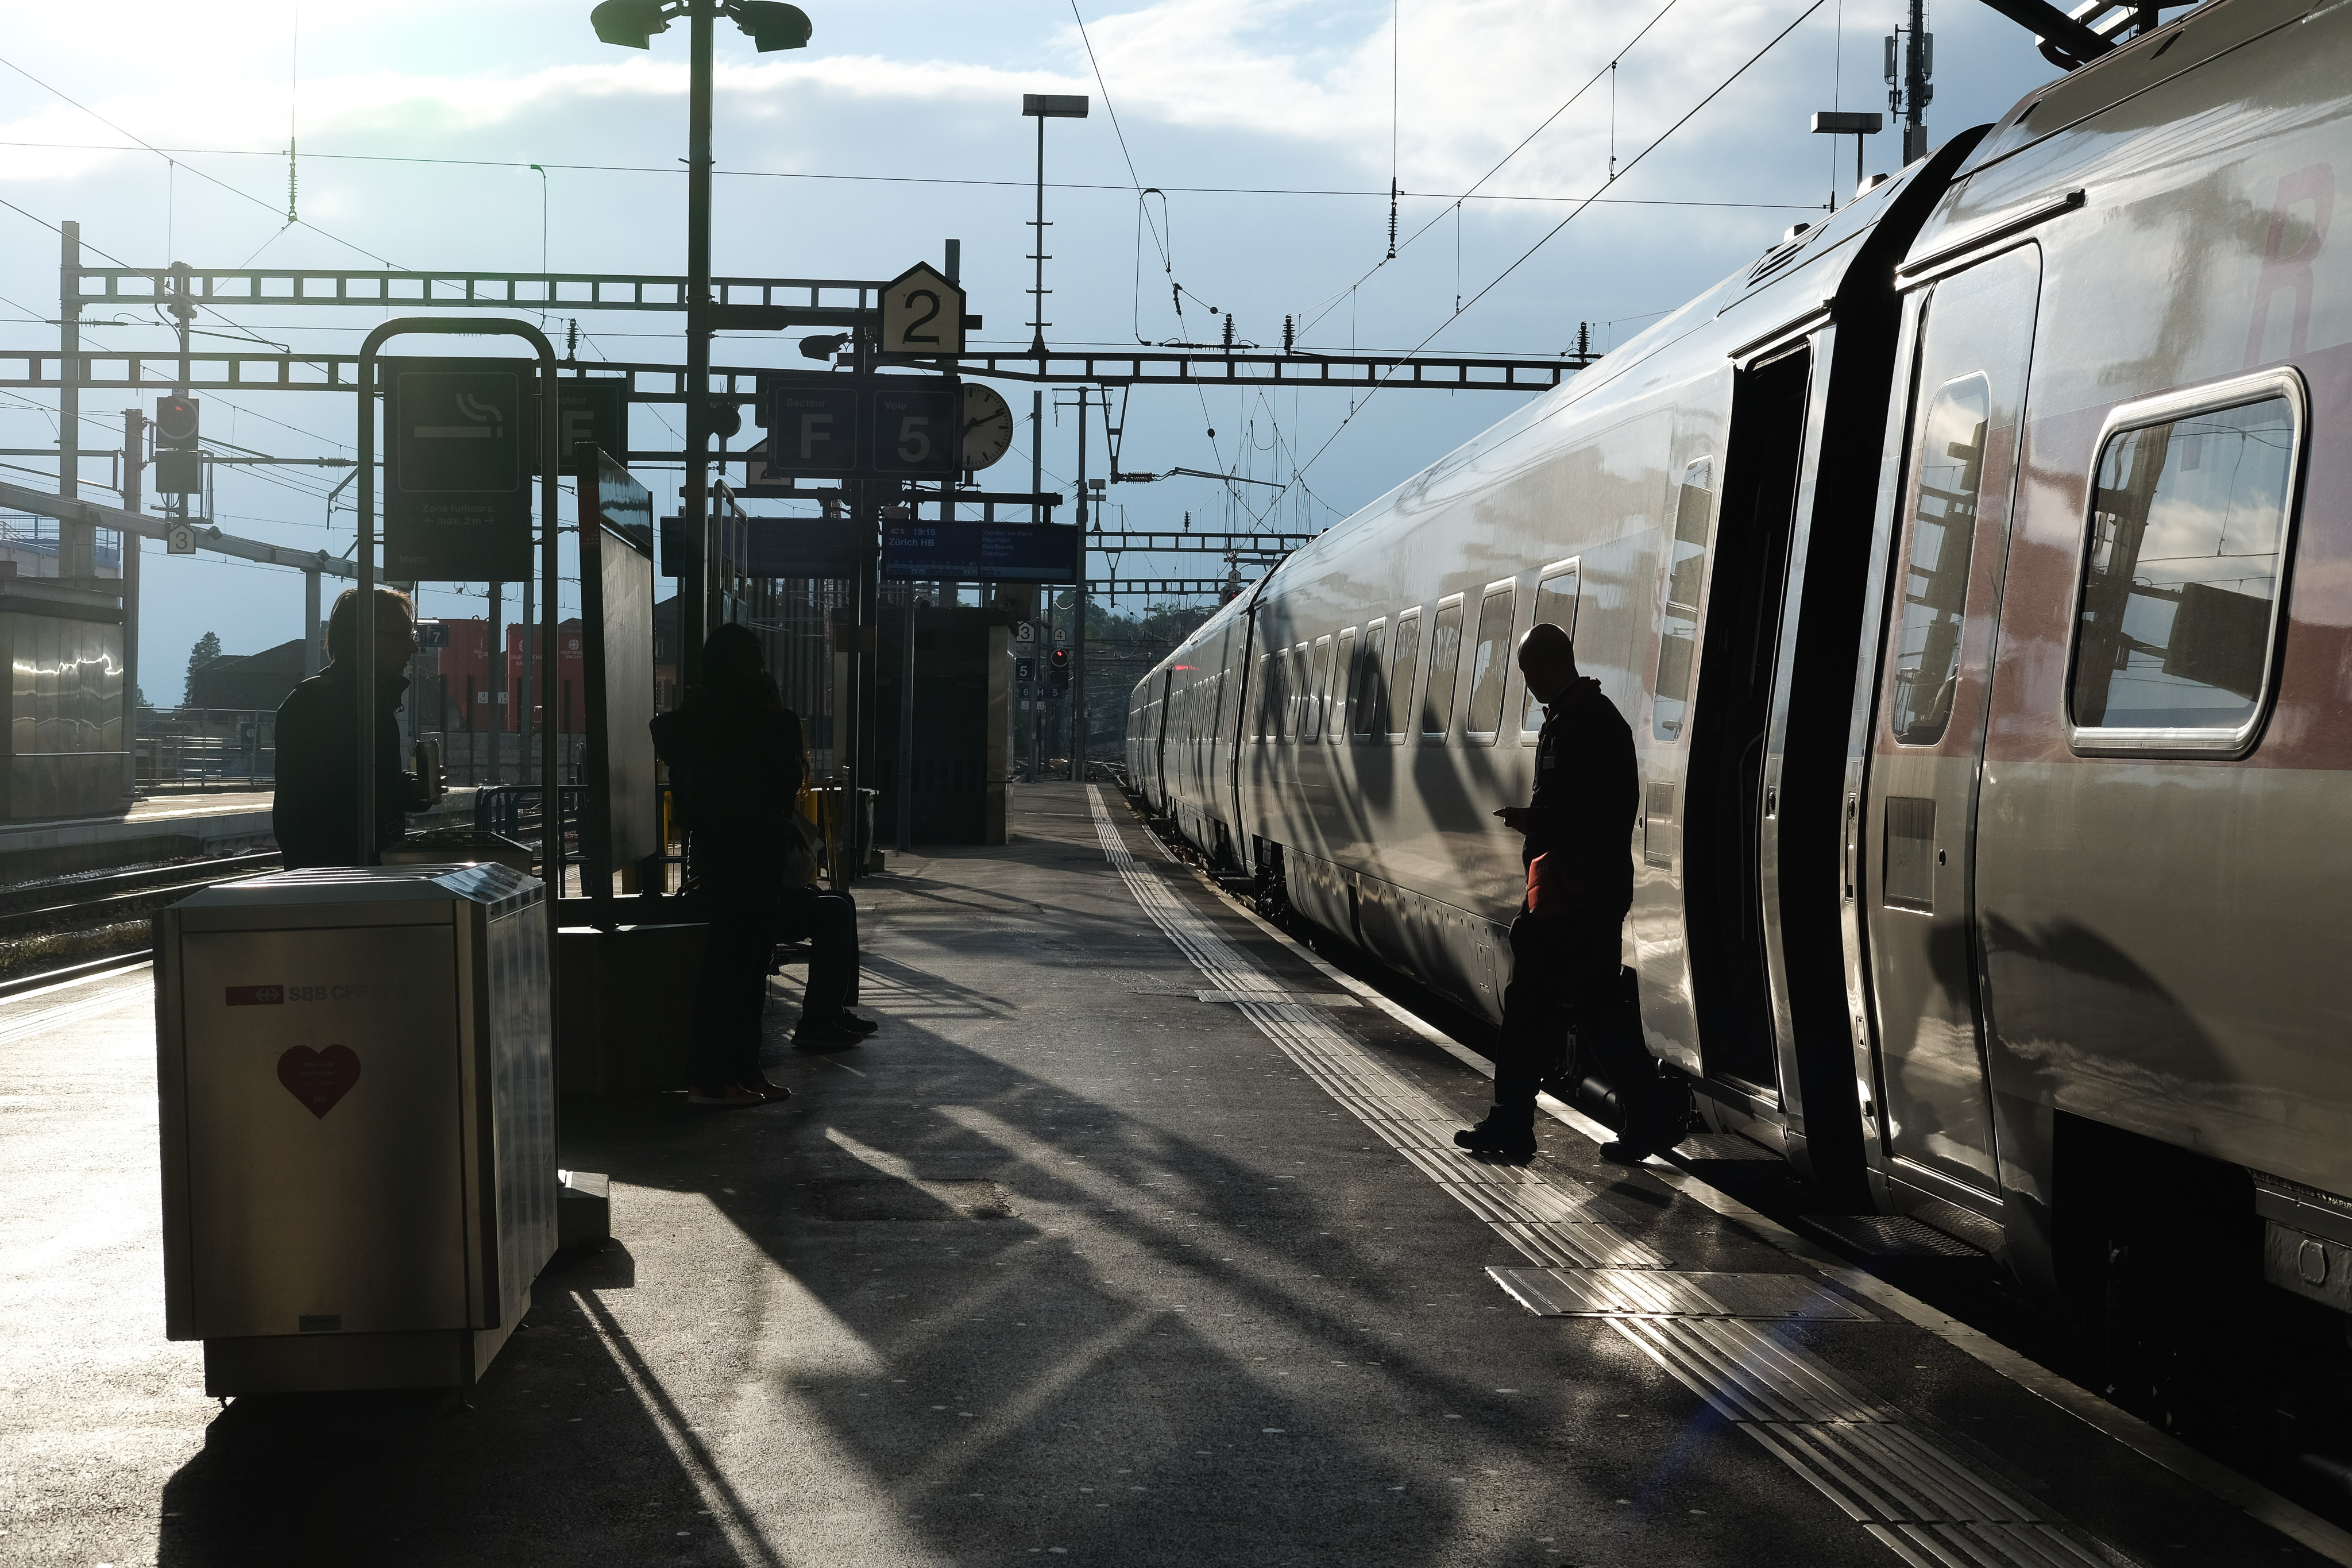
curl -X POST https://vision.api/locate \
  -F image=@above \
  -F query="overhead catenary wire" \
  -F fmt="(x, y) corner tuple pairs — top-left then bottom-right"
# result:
(1288, 0), (1833, 490)
(1293, 0), (1686, 339)
(0, 52), (401, 268)
(0, 140), (1820, 214)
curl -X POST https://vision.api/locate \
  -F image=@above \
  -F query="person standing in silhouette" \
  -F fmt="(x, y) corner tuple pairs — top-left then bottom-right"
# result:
(1459, 623), (1681, 1163)
(273, 586), (439, 870)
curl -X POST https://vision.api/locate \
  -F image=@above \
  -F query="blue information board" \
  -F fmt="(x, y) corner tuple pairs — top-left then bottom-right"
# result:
(882, 520), (1082, 584)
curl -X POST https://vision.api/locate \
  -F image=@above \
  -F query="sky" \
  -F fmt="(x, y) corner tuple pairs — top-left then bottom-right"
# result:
(0, 0), (2069, 697)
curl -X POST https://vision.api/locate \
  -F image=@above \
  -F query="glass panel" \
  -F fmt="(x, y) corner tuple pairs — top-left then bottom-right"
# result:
(1888, 374), (1991, 745)
(2072, 396), (2295, 731)
(1420, 601), (1465, 738)
(1523, 566), (1581, 732)
(1352, 621), (1387, 739)
(1303, 638), (1332, 741)
(1255, 653), (1278, 739)
(1654, 457), (1713, 740)
(1385, 612), (1420, 740)
(1465, 588), (1515, 738)
(1330, 630), (1354, 744)
(1287, 644), (1310, 739)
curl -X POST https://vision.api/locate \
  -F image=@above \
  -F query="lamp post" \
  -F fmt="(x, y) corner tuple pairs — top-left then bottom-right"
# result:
(1809, 111), (1884, 210)
(590, 0), (811, 687)
(1021, 94), (1087, 358)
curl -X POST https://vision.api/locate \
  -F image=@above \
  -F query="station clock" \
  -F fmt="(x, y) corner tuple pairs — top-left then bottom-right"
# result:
(961, 383), (1015, 472)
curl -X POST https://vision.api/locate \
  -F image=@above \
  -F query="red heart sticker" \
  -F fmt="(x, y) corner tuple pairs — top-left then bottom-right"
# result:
(277, 1045), (361, 1119)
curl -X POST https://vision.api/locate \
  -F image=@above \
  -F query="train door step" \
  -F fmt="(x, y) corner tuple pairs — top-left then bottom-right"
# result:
(1489, 1265), (1876, 1320)
(1796, 1212), (1992, 1266)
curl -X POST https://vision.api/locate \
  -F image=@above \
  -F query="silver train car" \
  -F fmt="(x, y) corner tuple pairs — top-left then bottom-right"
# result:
(1127, 0), (2352, 1397)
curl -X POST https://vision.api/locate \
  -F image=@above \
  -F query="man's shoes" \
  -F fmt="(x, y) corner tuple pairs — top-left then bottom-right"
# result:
(1599, 1125), (1682, 1164)
(832, 1010), (879, 1036)
(794, 1017), (863, 1049)
(746, 1075), (793, 1103)
(1454, 1113), (1537, 1163)
(687, 1084), (767, 1109)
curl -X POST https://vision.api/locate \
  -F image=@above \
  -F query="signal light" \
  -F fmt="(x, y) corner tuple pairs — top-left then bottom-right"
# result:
(155, 396), (198, 446)
(1049, 648), (1069, 671)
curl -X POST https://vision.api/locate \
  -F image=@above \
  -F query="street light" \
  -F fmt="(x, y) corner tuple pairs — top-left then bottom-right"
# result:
(1810, 110), (1884, 210)
(1021, 93), (1088, 357)
(589, 0), (812, 686)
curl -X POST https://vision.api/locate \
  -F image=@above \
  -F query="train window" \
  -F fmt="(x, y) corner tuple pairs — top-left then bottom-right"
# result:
(1465, 584), (1516, 741)
(1254, 654), (1276, 740)
(1385, 610), (1420, 742)
(1422, 596), (1466, 739)
(2068, 376), (2303, 747)
(1289, 643), (1311, 739)
(1888, 373), (1992, 745)
(1331, 629), (1355, 743)
(1523, 561), (1582, 736)
(1653, 457), (1714, 740)
(1353, 620), (1388, 739)
(1303, 636), (1333, 741)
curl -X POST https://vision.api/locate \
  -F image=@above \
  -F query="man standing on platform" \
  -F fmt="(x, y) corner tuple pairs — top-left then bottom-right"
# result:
(272, 586), (440, 870)
(1457, 623), (1682, 1164)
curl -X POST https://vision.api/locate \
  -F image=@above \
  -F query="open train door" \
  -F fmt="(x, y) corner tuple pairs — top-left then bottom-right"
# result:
(1850, 245), (2042, 1239)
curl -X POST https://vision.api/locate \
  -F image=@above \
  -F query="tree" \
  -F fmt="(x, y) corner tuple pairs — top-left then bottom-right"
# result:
(184, 631), (223, 704)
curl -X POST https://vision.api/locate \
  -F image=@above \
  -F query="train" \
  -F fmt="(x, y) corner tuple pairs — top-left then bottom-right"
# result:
(1124, 0), (2352, 1440)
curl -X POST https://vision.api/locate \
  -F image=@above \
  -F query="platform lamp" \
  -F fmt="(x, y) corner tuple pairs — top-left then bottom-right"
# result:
(1022, 94), (1088, 357)
(1810, 111), (1884, 211)
(588, 0), (811, 686)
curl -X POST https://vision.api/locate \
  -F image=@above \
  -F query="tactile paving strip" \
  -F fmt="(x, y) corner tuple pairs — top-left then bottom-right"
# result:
(1490, 1266), (1875, 1320)
(1088, 790), (2117, 1568)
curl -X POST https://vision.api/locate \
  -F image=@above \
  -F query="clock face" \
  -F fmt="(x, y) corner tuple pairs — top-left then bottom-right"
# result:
(961, 383), (1015, 472)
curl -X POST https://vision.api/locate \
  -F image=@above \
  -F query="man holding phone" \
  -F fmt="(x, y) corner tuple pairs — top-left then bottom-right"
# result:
(273, 585), (443, 870)
(1458, 622), (1681, 1164)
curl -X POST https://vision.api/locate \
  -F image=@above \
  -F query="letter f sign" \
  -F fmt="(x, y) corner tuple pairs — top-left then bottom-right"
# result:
(800, 412), (833, 461)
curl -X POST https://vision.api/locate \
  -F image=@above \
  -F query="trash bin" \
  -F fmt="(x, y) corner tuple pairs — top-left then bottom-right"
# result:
(156, 864), (556, 1395)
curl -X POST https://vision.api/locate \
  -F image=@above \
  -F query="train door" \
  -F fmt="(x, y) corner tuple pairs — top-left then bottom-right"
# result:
(1858, 246), (2041, 1209)
(1684, 347), (1812, 1098)
(1150, 667), (1173, 810)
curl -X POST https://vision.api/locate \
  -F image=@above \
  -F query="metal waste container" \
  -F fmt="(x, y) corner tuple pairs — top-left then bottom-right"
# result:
(156, 864), (555, 1395)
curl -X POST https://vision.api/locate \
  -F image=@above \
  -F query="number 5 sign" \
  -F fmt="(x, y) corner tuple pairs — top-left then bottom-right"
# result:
(879, 262), (966, 357)
(868, 384), (961, 478)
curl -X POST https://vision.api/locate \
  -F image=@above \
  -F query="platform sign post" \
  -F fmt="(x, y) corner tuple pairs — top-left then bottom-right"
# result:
(869, 384), (961, 480)
(879, 263), (966, 357)
(769, 383), (862, 478)
(384, 357), (534, 581)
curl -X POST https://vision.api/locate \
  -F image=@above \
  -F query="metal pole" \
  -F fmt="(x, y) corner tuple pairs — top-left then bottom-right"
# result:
(680, 0), (714, 690)
(303, 567), (322, 678)
(520, 569), (536, 785)
(485, 580), (501, 782)
(58, 223), (76, 505)
(356, 357), (379, 867)
(1030, 116), (1048, 356)
(1903, 0), (1930, 163)
(1073, 391), (1088, 781)
(122, 408), (142, 800)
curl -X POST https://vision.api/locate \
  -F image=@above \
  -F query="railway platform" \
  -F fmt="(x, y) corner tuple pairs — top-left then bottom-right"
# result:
(1, 783), (2342, 1566)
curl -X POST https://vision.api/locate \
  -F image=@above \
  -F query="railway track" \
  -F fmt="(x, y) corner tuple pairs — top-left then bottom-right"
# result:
(0, 851), (281, 942)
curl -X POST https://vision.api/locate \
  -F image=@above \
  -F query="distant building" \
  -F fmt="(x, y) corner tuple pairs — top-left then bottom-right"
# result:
(187, 639), (308, 712)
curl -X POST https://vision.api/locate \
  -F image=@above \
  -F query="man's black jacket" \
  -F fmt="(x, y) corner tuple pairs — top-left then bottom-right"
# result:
(1521, 676), (1638, 922)
(272, 661), (418, 870)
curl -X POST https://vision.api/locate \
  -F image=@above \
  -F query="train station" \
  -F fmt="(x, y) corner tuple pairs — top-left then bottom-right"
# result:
(5, 0), (2352, 1564)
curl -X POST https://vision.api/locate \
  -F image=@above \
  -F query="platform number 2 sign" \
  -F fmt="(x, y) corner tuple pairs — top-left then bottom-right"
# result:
(880, 262), (967, 357)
